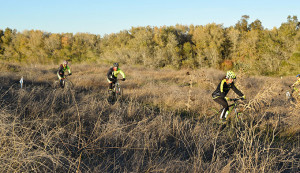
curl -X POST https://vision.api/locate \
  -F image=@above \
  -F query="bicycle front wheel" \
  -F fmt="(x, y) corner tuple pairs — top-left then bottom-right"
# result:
(115, 84), (123, 100)
(65, 80), (74, 89)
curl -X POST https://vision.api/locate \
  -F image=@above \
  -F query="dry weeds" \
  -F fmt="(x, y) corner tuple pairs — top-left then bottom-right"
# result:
(0, 63), (299, 172)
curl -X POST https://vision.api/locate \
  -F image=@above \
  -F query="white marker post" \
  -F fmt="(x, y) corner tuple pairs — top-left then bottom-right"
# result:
(20, 76), (23, 89)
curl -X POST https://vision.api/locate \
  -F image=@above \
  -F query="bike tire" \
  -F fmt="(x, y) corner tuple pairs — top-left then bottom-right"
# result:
(116, 87), (123, 100)
(114, 83), (123, 101)
(204, 107), (222, 124)
(107, 91), (117, 104)
(65, 80), (74, 90)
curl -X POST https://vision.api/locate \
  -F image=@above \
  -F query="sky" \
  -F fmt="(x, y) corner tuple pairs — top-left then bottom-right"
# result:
(0, 0), (299, 36)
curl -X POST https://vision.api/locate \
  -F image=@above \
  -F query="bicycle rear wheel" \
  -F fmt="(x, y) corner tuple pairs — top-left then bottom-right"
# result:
(206, 107), (220, 120)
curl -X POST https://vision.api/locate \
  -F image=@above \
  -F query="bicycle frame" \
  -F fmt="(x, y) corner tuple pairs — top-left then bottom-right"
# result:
(112, 81), (121, 94)
(109, 79), (124, 102)
(227, 98), (244, 121)
(228, 102), (238, 117)
(59, 74), (72, 89)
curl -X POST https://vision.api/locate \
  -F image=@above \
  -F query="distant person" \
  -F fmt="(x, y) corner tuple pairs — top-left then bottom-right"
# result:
(291, 74), (300, 94)
(212, 71), (246, 121)
(107, 63), (126, 92)
(57, 60), (72, 88)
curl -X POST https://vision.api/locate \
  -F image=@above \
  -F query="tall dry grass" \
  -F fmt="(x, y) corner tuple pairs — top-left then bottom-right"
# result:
(0, 63), (299, 172)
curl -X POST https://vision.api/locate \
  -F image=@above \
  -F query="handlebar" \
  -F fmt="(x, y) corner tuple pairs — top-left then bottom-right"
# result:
(230, 97), (245, 102)
(61, 74), (72, 79)
(116, 78), (125, 81)
(228, 97), (245, 108)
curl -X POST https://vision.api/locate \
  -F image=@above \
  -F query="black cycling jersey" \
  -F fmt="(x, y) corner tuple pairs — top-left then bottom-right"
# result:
(107, 67), (125, 80)
(212, 79), (243, 99)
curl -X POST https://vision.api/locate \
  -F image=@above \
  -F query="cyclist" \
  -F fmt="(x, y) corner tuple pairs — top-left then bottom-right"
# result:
(107, 63), (126, 92)
(57, 60), (72, 88)
(291, 74), (300, 94)
(212, 70), (246, 122)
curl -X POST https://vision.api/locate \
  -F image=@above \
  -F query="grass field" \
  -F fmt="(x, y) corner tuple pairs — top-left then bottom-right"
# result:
(0, 62), (299, 172)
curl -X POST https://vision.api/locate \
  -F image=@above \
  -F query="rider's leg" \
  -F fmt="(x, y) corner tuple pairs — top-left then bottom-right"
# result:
(61, 79), (65, 88)
(109, 83), (113, 90)
(220, 108), (229, 119)
(213, 97), (229, 120)
(107, 79), (113, 89)
(107, 78), (115, 92)
(57, 72), (64, 88)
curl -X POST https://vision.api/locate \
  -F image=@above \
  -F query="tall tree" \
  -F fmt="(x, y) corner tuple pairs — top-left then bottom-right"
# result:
(192, 23), (225, 68)
(249, 19), (264, 31)
(1, 28), (16, 61)
(235, 15), (250, 32)
(0, 29), (4, 55)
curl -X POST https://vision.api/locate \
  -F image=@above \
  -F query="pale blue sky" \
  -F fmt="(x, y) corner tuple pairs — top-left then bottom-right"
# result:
(0, 0), (299, 36)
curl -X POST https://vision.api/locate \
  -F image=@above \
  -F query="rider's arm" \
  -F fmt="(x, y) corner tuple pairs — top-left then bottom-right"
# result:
(119, 69), (126, 79)
(107, 68), (114, 79)
(67, 65), (71, 74)
(220, 79), (226, 98)
(231, 83), (244, 97)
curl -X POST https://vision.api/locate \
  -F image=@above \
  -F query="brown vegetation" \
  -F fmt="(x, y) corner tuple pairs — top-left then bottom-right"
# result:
(1, 15), (300, 76)
(0, 63), (299, 172)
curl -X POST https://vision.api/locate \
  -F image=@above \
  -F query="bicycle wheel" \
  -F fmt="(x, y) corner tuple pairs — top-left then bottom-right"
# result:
(107, 90), (117, 104)
(206, 107), (220, 119)
(226, 108), (244, 131)
(65, 80), (74, 90)
(115, 83), (123, 101)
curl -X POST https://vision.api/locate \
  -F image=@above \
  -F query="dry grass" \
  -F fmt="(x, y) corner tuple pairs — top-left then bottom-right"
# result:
(0, 63), (299, 172)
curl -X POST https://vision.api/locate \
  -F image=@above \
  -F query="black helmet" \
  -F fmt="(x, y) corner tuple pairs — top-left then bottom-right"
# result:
(113, 63), (119, 67)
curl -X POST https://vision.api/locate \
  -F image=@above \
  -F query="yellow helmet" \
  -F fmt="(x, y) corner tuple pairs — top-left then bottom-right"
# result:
(226, 70), (236, 79)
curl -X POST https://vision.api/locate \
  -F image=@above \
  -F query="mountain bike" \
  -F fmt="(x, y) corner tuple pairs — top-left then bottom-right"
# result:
(214, 97), (245, 131)
(53, 74), (73, 89)
(107, 78), (124, 104)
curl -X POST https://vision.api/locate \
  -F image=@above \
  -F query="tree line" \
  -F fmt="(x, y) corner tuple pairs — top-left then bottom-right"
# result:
(1, 15), (300, 75)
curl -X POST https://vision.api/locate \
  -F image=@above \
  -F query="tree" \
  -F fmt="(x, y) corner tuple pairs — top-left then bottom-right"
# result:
(235, 15), (250, 32)
(0, 29), (4, 55)
(249, 19), (264, 31)
(1, 28), (16, 61)
(192, 23), (225, 68)
(44, 33), (61, 63)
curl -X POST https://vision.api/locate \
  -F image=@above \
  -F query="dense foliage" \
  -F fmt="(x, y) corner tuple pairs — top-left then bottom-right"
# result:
(1, 15), (300, 75)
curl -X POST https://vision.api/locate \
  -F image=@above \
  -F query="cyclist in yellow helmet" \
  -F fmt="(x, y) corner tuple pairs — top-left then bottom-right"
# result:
(212, 71), (245, 121)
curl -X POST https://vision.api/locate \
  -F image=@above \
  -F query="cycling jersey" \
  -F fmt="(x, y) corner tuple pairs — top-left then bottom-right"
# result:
(57, 64), (71, 79)
(58, 64), (71, 74)
(107, 67), (125, 81)
(292, 78), (300, 87)
(212, 79), (244, 99)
